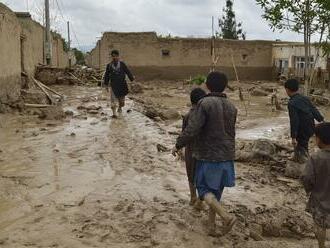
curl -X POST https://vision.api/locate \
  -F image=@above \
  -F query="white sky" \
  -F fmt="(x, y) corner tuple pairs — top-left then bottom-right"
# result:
(3, 0), (305, 51)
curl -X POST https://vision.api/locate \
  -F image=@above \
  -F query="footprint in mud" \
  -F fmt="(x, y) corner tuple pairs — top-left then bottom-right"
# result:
(163, 183), (176, 192)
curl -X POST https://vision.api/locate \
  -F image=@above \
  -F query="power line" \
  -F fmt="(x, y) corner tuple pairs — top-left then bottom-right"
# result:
(53, 0), (82, 50)
(71, 26), (82, 50)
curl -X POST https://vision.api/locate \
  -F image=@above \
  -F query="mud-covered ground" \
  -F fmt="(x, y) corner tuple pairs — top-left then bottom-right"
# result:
(0, 80), (330, 248)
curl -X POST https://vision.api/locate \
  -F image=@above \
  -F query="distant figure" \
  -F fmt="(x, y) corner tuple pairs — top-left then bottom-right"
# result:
(302, 122), (330, 248)
(173, 72), (237, 236)
(104, 50), (134, 118)
(284, 79), (324, 163)
(182, 88), (206, 205)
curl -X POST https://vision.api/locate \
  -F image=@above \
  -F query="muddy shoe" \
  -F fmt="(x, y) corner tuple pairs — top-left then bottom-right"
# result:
(193, 199), (205, 211)
(117, 107), (122, 113)
(222, 216), (236, 235)
(111, 115), (118, 119)
(189, 197), (197, 206)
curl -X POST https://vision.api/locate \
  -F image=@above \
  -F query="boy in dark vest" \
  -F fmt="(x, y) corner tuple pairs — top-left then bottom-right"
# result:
(104, 50), (134, 118)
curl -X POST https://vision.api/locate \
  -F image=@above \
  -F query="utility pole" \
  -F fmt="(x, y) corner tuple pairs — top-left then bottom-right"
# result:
(67, 21), (71, 50)
(67, 21), (72, 67)
(45, 0), (52, 65)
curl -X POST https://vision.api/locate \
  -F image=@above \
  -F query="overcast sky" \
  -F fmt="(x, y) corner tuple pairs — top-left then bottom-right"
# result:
(4, 0), (304, 50)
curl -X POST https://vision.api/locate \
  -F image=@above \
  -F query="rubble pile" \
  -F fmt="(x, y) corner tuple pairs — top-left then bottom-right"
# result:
(70, 66), (104, 86)
(35, 65), (103, 86)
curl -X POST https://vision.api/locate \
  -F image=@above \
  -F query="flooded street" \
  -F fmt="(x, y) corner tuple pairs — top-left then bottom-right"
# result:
(0, 83), (329, 247)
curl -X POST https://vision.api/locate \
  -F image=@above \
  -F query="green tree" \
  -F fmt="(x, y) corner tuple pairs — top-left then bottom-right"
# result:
(256, 0), (330, 94)
(72, 48), (85, 65)
(218, 0), (246, 40)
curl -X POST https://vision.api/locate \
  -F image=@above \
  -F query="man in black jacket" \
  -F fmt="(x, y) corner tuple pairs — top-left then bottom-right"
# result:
(285, 79), (324, 163)
(104, 50), (134, 118)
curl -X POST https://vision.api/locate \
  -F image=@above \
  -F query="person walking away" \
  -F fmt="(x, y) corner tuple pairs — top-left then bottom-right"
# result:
(302, 122), (330, 248)
(104, 50), (135, 118)
(182, 88), (206, 205)
(173, 72), (237, 236)
(284, 79), (324, 163)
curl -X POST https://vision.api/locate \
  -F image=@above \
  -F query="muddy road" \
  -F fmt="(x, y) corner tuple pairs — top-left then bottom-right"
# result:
(0, 82), (329, 247)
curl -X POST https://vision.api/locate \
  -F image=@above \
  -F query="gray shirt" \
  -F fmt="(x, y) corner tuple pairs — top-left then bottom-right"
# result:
(176, 93), (237, 162)
(302, 148), (330, 212)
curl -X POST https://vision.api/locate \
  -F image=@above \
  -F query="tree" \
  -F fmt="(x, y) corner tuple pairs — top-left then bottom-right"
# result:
(72, 48), (85, 65)
(256, 0), (330, 94)
(217, 0), (246, 40)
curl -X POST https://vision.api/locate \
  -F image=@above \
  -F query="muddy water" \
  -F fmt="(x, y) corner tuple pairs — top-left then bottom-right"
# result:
(0, 85), (328, 247)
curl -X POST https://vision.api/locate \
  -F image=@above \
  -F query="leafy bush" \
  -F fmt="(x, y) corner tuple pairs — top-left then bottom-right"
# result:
(190, 75), (206, 85)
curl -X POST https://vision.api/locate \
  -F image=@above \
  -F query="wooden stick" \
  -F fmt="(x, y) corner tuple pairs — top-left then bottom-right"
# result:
(33, 77), (63, 98)
(69, 72), (84, 84)
(24, 103), (51, 108)
(230, 50), (248, 116)
(91, 76), (101, 82)
(32, 78), (54, 105)
(231, 54), (239, 83)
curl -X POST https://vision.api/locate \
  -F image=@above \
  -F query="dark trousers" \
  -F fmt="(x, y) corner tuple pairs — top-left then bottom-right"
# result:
(295, 132), (312, 163)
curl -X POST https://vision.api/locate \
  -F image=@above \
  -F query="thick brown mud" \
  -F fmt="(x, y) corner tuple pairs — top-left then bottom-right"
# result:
(0, 82), (329, 247)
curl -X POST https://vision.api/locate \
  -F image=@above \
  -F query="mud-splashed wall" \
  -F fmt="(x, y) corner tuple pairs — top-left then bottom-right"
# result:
(0, 3), (22, 104)
(87, 32), (277, 81)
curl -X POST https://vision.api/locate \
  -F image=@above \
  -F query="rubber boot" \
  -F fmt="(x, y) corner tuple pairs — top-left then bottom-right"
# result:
(204, 193), (236, 234)
(314, 224), (326, 248)
(189, 183), (197, 205)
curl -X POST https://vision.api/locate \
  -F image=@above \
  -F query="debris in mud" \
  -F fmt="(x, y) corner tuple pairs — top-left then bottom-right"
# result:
(144, 106), (161, 120)
(160, 109), (181, 120)
(35, 65), (103, 86)
(142, 105), (181, 121)
(157, 144), (170, 152)
(21, 89), (50, 105)
(129, 82), (144, 94)
(77, 105), (102, 111)
(250, 88), (269, 97)
(35, 66), (71, 85)
(236, 139), (292, 164)
(310, 94), (330, 106)
(65, 110), (74, 116)
(37, 106), (66, 120)
(284, 161), (304, 179)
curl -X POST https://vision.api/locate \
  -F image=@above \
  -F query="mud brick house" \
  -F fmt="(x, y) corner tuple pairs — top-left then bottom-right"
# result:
(273, 43), (330, 86)
(86, 32), (278, 81)
(0, 3), (71, 105)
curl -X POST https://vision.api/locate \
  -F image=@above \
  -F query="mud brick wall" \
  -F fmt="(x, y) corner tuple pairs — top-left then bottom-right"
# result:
(0, 3), (70, 104)
(0, 3), (22, 103)
(17, 15), (44, 75)
(88, 32), (275, 80)
(18, 15), (69, 72)
(52, 34), (69, 68)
